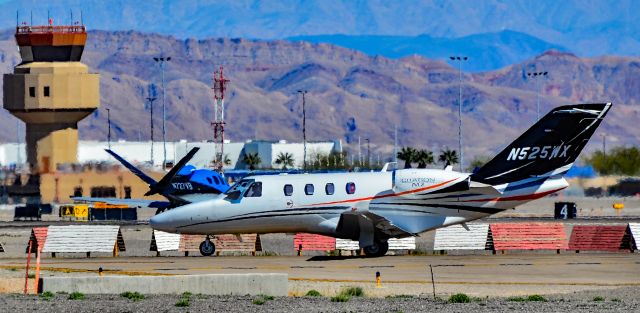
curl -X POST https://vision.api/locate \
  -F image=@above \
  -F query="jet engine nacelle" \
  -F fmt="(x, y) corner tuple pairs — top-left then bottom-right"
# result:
(392, 168), (469, 198)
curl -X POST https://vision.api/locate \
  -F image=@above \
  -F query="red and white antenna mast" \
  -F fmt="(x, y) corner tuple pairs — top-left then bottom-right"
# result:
(212, 66), (229, 172)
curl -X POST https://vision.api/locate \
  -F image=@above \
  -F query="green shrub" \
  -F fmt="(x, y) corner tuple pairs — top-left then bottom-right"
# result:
(39, 291), (54, 301)
(507, 296), (526, 302)
(448, 293), (470, 303)
(175, 298), (189, 307)
(181, 291), (192, 299)
(527, 295), (546, 302)
(68, 292), (85, 300)
(342, 286), (364, 297)
(331, 293), (350, 302)
(252, 299), (266, 305)
(593, 296), (605, 302)
(305, 290), (322, 297)
(259, 294), (274, 301)
(120, 291), (144, 301)
(611, 298), (621, 302)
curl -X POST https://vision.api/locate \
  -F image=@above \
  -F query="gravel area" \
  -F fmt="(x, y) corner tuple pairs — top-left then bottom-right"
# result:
(1, 287), (639, 312)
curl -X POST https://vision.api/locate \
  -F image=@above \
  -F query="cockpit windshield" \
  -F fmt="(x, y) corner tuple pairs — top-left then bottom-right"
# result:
(223, 179), (254, 201)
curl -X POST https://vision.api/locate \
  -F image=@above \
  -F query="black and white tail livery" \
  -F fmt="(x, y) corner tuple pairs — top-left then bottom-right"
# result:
(470, 103), (611, 185)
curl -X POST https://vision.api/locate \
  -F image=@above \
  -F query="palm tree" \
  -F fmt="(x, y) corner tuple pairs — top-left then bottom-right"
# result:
(222, 154), (232, 166)
(274, 152), (295, 170)
(438, 148), (459, 167)
(397, 147), (417, 168)
(242, 152), (262, 170)
(415, 149), (434, 168)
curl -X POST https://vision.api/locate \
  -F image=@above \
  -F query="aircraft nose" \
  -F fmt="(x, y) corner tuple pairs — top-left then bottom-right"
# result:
(149, 209), (179, 233)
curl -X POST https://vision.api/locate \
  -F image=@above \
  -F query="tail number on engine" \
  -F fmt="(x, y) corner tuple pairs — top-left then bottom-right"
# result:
(507, 145), (571, 161)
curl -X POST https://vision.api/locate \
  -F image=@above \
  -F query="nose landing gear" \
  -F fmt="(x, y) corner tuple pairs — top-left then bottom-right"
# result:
(199, 236), (216, 256)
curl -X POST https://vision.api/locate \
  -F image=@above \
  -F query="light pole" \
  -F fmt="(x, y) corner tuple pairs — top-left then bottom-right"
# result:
(146, 93), (157, 166)
(154, 56), (171, 168)
(527, 71), (548, 121)
(365, 138), (370, 168)
(297, 90), (308, 170)
(106, 108), (111, 150)
(449, 56), (468, 172)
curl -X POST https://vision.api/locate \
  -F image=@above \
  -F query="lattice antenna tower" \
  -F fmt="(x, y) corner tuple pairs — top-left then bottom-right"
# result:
(212, 66), (230, 171)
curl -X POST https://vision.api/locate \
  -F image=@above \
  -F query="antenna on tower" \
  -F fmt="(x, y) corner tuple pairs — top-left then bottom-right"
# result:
(211, 66), (230, 173)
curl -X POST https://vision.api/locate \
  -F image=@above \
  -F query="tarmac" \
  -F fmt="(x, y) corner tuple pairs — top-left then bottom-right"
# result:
(1, 253), (638, 297)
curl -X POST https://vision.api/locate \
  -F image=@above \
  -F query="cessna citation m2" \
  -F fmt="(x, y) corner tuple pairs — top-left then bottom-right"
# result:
(151, 103), (611, 257)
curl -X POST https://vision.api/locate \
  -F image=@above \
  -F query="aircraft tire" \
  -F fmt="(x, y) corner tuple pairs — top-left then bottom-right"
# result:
(199, 239), (216, 256)
(363, 241), (389, 257)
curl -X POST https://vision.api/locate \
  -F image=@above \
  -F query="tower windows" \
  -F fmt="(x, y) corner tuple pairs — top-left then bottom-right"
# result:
(44, 86), (50, 97)
(29, 87), (35, 97)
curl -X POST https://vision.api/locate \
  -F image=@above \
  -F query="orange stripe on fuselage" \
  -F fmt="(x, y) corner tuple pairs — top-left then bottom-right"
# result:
(460, 187), (565, 203)
(302, 178), (459, 207)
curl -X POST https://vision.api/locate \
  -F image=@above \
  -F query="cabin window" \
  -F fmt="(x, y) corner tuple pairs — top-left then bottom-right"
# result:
(325, 183), (335, 195)
(29, 87), (36, 97)
(206, 177), (212, 184)
(305, 184), (314, 195)
(212, 176), (220, 184)
(44, 86), (50, 97)
(244, 182), (262, 197)
(283, 184), (293, 196)
(346, 182), (356, 194)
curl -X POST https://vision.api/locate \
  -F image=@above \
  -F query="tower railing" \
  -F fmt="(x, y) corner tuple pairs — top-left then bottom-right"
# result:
(16, 25), (86, 34)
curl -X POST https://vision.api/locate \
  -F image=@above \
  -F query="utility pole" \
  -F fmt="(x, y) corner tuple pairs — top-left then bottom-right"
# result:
(106, 108), (111, 150)
(153, 56), (171, 169)
(358, 136), (362, 166)
(365, 138), (370, 168)
(449, 56), (468, 171)
(146, 84), (157, 166)
(297, 90), (308, 170)
(394, 124), (398, 164)
(527, 71), (548, 121)
(16, 120), (21, 165)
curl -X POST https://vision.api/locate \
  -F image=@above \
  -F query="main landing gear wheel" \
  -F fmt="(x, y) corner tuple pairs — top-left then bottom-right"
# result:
(199, 237), (215, 256)
(363, 241), (388, 257)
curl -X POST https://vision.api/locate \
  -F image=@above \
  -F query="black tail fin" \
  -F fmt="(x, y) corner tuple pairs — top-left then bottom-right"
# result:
(470, 103), (611, 185)
(145, 147), (200, 196)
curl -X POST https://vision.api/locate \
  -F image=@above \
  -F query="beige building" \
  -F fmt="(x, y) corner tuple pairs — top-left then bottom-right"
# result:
(2, 25), (99, 173)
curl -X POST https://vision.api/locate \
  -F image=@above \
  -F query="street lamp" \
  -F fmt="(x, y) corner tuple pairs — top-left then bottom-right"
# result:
(526, 71), (548, 121)
(297, 90), (308, 170)
(146, 84), (157, 166)
(449, 56), (468, 172)
(365, 138), (370, 168)
(153, 56), (171, 168)
(106, 108), (111, 150)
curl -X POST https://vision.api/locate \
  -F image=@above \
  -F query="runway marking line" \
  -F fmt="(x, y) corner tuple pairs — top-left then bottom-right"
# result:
(288, 277), (640, 287)
(0, 265), (172, 277)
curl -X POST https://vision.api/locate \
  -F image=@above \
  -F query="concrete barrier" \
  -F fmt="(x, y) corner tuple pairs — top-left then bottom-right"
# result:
(40, 273), (287, 296)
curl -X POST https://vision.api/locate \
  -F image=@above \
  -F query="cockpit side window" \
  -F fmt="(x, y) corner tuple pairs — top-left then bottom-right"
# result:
(244, 182), (262, 197)
(224, 179), (254, 201)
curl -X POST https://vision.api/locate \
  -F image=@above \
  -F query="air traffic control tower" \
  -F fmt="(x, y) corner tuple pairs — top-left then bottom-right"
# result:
(3, 24), (100, 173)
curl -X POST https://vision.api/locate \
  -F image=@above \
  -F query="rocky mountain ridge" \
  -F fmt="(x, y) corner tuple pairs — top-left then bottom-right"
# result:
(0, 30), (638, 163)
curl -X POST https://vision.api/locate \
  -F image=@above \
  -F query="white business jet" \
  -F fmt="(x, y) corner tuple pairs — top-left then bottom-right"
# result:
(151, 103), (611, 257)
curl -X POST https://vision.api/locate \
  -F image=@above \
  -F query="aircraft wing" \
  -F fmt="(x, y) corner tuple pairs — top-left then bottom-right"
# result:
(71, 197), (171, 209)
(361, 211), (416, 238)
